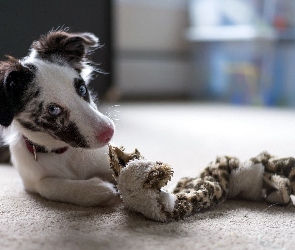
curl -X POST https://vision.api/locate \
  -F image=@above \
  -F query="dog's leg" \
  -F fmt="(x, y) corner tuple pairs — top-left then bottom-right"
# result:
(35, 177), (121, 206)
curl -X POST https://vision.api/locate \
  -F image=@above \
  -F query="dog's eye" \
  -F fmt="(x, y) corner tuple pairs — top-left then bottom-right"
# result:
(79, 85), (87, 96)
(48, 104), (62, 116)
(74, 78), (90, 102)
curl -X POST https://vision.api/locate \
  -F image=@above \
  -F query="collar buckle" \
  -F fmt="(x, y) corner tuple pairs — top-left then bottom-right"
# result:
(32, 144), (38, 161)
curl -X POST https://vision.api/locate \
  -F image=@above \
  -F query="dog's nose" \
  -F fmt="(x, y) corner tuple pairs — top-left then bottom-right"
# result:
(97, 127), (114, 144)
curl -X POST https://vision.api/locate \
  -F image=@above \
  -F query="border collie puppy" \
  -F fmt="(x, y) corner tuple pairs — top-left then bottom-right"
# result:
(0, 30), (120, 206)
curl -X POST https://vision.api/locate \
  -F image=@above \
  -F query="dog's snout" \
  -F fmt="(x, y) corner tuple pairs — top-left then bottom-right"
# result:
(97, 127), (114, 144)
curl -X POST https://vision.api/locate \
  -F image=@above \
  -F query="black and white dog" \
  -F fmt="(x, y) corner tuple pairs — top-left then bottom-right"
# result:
(0, 30), (120, 206)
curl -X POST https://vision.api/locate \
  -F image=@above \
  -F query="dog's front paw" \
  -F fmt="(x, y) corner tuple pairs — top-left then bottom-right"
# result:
(103, 192), (122, 207)
(35, 177), (121, 207)
(96, 180), (121, 207)
(86, 178), (121, 207)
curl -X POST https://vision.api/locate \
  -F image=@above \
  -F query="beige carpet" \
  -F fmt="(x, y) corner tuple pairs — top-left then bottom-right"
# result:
(1, 102), (295, 250)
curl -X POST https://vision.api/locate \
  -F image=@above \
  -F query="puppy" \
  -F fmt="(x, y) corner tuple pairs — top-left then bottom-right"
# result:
(0, 30), (119, 206)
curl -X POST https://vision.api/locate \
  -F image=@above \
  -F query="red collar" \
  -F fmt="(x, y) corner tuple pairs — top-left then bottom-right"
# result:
(23, 136), (68, 160)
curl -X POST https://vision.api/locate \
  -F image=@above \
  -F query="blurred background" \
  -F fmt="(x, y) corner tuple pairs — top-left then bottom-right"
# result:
(114, 0), (295, 106)
(1, 0), (295, 106)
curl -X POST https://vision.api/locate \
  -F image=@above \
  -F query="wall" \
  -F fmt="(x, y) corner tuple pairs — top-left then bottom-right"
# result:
(0, 0), (112, 98)
(114, 0), (191, 99)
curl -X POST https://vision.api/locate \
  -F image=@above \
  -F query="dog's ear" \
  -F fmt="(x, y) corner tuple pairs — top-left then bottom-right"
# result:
(32, 31), (99, 72)
(0, 56), (34, 127)
(0, 82), (13, 127)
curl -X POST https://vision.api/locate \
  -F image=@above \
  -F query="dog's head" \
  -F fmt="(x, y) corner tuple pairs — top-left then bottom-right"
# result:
(0, 30), (114, 149)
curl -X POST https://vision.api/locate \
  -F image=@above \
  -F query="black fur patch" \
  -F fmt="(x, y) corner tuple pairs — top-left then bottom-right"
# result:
(0, 56), (35, 127)
(17, 119), (41, 132)
(17, 99), (89, 148)
(54, 121), (89, 148)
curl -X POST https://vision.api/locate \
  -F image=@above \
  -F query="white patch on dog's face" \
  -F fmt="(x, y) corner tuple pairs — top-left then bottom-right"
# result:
(15, 58), (114, 149)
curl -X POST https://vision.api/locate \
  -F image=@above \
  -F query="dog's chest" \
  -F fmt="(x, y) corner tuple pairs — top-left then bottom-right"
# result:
(36, 147), (110, 179)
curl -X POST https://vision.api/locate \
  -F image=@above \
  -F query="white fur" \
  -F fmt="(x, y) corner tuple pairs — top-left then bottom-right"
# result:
(159, 191), (176, 213)
(228, 160), (264, 200)
(117, 160), (176, 222)
(3, 54), (119, 206)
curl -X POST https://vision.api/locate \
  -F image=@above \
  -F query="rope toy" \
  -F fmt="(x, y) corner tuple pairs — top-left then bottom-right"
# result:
(108, 145), (295, 222)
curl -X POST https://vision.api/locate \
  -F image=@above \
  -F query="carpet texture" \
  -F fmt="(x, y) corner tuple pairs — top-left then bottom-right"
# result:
(1, 103), (295, 250)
